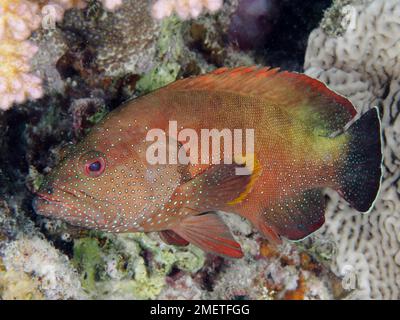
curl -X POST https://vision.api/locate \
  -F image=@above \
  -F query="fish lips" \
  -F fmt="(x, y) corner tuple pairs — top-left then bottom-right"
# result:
(33, 194), (63, 218)
(33, 190), (101, 228)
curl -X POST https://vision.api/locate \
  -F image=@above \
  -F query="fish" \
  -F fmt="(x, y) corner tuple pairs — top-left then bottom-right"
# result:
(33, 67), (383, 258)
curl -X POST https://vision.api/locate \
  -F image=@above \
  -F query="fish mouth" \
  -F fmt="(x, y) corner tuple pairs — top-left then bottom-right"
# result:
(33, 184), (110, 229)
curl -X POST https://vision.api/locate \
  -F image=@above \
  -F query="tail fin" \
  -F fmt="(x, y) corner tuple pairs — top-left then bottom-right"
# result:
(337, 107), (382, 212)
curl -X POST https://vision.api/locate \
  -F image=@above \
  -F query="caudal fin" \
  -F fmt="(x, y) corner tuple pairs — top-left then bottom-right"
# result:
(338, 107), (382, 212)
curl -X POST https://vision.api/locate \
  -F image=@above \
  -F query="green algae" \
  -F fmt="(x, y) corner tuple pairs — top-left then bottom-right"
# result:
(28, 166), (44, 193)
(86, 106), (108, 126)
(71, 231), (205, 299)
(136, 17), (183, 94)
(72, 236), (104, 291)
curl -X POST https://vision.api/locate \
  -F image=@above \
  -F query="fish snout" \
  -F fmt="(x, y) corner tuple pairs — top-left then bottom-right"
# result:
(32, 196), (45, 215)
(33, 181), (65, 218)
(32, 195), (53, 218)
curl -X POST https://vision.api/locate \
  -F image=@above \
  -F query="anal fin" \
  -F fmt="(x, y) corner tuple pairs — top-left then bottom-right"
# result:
(173, 212), (244, 258)
(262, 189), (326, 241)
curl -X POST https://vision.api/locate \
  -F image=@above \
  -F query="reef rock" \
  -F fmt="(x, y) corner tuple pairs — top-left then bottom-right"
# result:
(62, 0), (161, 78)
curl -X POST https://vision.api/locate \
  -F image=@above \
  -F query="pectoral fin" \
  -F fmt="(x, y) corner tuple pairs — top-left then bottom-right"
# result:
(168, 159), (260, 213)
(172, 212), (244, 258)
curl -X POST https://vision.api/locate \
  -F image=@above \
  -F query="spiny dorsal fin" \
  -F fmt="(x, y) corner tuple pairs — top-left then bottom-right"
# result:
(164, 66), (357, 134)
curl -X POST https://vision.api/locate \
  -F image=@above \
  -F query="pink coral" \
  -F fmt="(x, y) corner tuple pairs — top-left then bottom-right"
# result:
(100, 0), (123, 11)
(152, 0), (223, 20)
(41, 1), (87, 24)
(0, 0), (123, 110)
(0, 40), (43, 110)
(0, 0), (42, 41)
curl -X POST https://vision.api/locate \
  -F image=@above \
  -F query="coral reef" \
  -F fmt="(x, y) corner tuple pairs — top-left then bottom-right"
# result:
(29, 28), (68, 95)
(2, 0), (397, 301)
(0, 268), (44, 300)
(207, 243), (327, 300)
(152, 0), (223, 20)
(196, 214), (344, 300)
(128, 16), (183, 94)
(0, 0), (41, 41)
(0, 0), (81, 110)
(304, 0), (400, 299)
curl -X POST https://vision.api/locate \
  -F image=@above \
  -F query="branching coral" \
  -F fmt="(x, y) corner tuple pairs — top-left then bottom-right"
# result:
(152, 0), (223, 20)
(0, 0), (43, 110)
(0, 0), (41, 41)
(304, 0), (400, 299)
(0, 0), (124, 111)
(100, 0), (123, 11)
(0, 40), (43, 110)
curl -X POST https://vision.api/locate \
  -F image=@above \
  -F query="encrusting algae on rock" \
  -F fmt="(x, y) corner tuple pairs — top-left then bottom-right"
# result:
(72, 232), (205, 299)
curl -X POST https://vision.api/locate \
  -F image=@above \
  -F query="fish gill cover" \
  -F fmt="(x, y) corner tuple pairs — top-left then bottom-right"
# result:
(0, 0), (398, 300)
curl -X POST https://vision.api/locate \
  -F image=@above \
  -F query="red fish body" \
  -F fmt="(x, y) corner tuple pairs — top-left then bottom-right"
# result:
(34, 67), (382, 258)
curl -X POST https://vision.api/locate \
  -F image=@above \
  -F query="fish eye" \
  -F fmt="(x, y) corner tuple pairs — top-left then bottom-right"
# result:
(88, 161), (102, 172)
(79, 151), (107, 178)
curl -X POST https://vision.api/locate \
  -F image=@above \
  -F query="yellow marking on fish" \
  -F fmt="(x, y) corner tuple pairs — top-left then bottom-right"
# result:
(228, 153), (261, 205)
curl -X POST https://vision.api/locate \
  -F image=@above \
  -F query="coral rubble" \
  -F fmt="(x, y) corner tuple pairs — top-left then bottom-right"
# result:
(1, 236), (84, 299)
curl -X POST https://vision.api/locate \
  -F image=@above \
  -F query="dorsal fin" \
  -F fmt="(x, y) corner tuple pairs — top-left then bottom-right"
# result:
(164, 66), (357, 134)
